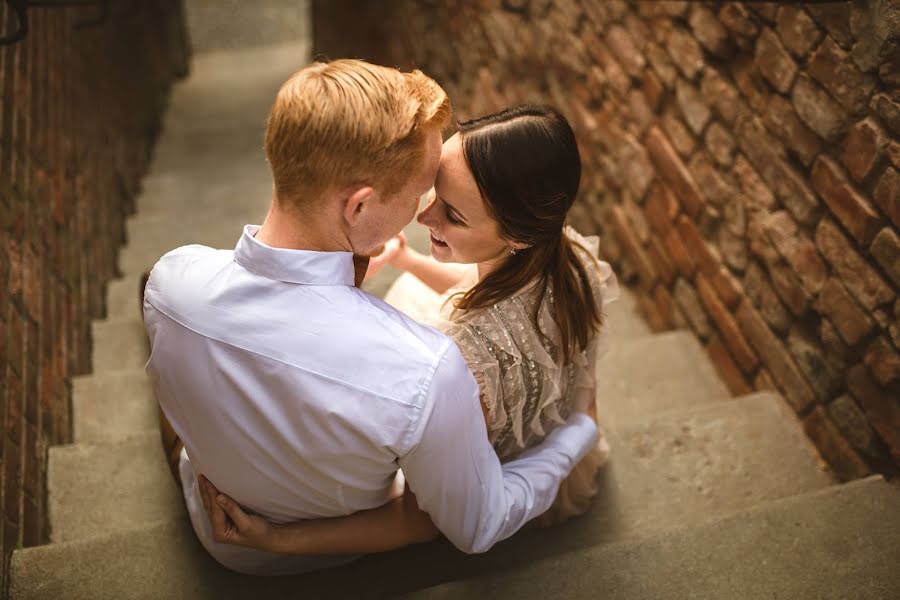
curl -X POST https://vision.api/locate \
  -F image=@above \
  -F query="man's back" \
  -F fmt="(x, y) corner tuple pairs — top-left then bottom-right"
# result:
(144, 226), (459, 571)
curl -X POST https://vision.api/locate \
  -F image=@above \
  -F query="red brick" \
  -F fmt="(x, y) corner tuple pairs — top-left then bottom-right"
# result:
(605, 25), (644, 78)
(619, 133), (655, 200)
(676, 215), (721, 276)
(687, 6), (732, 58)
(775, 6), (822, 57)
(652, 283), (682, 331)
(646, 126), (705, 217)
(805, 4), (853, 49)
(663, 227), (695, 278)
(643, 182), (679, 234)
(700, 67), (744, 126)
(735, 115), (820, 226)
(718, 3), (760, 39)
(735, 299), (816, 412)
(732, 155), (775, 212)
(808, 36), (876, 114)
(863, 336), (900, 388)
(646, 42), (677, 87)
(811, 156), (881, 246)
(786, 326), (842, 402)
(673, 277), (712, 339)
(792, 74), (849, 142)
(815, 278), (874, 346)
(802, 406), (871, 481)
(637, 289), (668, 333)
(815, 219), (894, 312)
(689, 152), (738, 207)
(704, 122), (735, 167)
(870, 228), (900, 288)
(732, 56), (769, 112)
(829, 394), (892, 466)
(709, 266), (744, 309)
(705, 334), (754, 396)
(873, 167), (900, 230)
(641, 70), (664, 112)
(762, 211), (827, 295)
(666, 26), (704, 80)
(755, 28), (797, 93)
(661, 109), (696, 158)
(842, 118), (887, 183)
(887, 141), (900, 170)
(697, 273), (758, 373)
(762, 94), (822, 168)
(871, 94), (900, 138)
(647, 235), (676, 286)
(769, 261), (811, 317)
(675, 78), (710, 135)
(744, 262), (791, 334)
(847, 364), (900, 465)
(609, 204), (658, 288)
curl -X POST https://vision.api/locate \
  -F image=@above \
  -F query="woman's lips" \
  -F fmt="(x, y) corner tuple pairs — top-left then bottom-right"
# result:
(430, 233), (448, 248)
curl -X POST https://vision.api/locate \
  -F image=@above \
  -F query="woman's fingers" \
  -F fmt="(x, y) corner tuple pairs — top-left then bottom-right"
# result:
(216, 493), (252, 533)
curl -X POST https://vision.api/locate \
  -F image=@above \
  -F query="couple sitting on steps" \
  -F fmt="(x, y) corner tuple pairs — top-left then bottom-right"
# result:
(143, 59), (619, 575)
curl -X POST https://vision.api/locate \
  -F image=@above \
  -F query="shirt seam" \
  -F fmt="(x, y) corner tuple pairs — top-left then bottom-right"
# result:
(398, 337), (454, 456)
(146, 297), (427, 409)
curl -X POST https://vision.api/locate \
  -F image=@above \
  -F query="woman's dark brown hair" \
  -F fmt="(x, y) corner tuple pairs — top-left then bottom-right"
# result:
(453, 104), (602, 361)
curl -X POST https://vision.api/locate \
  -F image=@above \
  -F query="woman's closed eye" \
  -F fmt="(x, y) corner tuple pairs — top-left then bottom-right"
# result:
(441, 198), (467, 227)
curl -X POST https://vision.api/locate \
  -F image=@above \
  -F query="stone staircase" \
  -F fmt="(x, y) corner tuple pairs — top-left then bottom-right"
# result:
(10, 40), (900, 600)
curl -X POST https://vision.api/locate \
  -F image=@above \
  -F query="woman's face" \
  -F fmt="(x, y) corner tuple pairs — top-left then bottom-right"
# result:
(417, 133), (513, 267)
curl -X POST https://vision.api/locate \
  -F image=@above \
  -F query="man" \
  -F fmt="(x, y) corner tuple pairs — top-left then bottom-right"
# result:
(143, 59), (597, 575)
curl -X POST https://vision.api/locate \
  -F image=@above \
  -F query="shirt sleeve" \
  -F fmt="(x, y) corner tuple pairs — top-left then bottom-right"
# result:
(398, 341), (598, 554)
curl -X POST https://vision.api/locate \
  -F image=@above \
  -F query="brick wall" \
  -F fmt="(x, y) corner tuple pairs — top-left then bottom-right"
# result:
(0, 2), (187, 595)
(314, 0), (900, 480)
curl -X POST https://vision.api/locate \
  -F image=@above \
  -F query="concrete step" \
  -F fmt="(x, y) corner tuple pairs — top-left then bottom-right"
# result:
(106, 275), (143, 322)
(73, 369), (156, 443)
(596, 329), (730, 427)
(91, 318), (149, 373)
(45, 391), (828, 572)
(14, 470), (876, 600)
(48, 432), (185, 543)
(404, 476), (900, 600)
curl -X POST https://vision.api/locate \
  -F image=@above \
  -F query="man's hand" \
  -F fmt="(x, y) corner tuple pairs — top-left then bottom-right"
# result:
(198, 475), (278, 552)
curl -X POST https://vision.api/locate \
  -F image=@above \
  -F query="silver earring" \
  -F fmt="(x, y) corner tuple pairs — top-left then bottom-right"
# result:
(509, 248), (517, 255)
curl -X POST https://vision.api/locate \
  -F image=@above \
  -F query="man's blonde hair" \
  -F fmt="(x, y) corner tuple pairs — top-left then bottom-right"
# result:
(264, 59), (452, 204)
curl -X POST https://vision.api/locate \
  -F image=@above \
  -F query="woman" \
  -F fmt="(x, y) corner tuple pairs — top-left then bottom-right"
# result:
(200, 104), (619, 553)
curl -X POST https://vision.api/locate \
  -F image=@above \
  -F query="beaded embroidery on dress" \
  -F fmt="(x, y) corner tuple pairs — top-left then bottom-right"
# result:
(383, 227), (619, 524)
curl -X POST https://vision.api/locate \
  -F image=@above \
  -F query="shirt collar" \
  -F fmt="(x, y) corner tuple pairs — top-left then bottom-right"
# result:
(233, 225), (355, 286)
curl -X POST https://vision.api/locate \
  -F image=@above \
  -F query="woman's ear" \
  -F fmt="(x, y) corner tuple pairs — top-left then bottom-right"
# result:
(343, 186), (377, 226)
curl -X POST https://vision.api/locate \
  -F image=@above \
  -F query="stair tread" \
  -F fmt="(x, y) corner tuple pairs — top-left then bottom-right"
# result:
(404, 476), (900, 600)
(73, 369), (156, 442)
(15, 477), (896, 599)
(49, 392), (830, 560)
(48, 432), (185, 543)
(596, 329), (730, 425)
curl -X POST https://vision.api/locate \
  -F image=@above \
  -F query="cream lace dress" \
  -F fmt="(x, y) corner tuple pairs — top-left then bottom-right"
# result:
(384, 228), (619, 526)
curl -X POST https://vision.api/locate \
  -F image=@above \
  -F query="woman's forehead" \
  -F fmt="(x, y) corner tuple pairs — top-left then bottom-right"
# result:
(436, 134), (483, 213)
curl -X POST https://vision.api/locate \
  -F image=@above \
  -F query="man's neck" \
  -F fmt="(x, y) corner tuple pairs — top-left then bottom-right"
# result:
(255, 202), (350, 253)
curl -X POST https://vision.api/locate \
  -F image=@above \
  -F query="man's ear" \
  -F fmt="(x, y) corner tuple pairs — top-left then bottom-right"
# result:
(343, 186), (377, 227)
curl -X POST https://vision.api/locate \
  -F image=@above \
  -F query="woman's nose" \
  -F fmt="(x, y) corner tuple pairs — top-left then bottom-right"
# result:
(417, 199), (436, 227)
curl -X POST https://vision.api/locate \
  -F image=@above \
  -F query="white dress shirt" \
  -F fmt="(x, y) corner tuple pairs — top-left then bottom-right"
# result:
(143, 225), (598, 575)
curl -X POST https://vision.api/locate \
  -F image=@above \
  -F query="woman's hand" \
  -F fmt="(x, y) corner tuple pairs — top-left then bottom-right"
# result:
(198, 475), (280, 552)
(366, 233), (410, 278)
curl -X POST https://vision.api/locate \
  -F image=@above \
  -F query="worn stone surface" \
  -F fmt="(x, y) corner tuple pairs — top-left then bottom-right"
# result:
(873, 167), (900, 229)
(870, 228), (900, 288)
(775, 5), (822, 58)
(828, 395), (892, 466)
(842, 118), (888, 183)
(811, 156), (882, 246)
(792, 74), (849, 142)
(815, 219), (895, 312)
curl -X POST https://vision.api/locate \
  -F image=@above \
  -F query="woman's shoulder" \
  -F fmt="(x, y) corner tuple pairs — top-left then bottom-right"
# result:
(564, 226), (620, 308)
